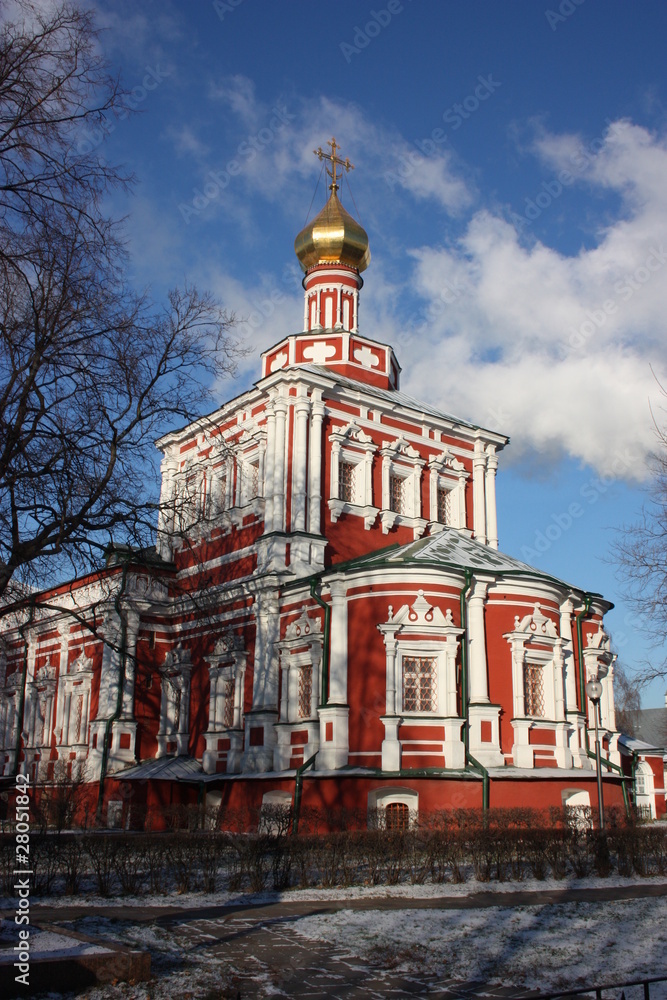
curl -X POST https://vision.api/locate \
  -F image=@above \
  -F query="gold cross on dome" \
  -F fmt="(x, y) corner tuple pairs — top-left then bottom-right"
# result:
(313, 137), (354, 191)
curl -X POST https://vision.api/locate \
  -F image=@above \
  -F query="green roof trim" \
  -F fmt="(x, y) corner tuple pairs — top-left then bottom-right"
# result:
(285, 527), (608, 602)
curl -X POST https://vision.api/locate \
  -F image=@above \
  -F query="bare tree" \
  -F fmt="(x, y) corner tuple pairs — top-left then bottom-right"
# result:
(613, 397), (667, 686)
(0, 2), (240, 601)
(612, 659), (642, 736)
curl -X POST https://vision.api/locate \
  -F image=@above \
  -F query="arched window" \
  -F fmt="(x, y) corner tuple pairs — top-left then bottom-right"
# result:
(385, 801), (409, 832)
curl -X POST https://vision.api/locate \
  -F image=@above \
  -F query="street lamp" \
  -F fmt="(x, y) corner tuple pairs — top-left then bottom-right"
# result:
(585, 650), (613, 831)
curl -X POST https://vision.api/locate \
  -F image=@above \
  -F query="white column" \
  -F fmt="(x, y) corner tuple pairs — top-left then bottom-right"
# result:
(328, 579), (348, 704)
(252, 591), (280, 710)
(379, 630), (399, 715)
(263, 403), (276, 532)
(303, 291), (309, 332)
(472, 440), (487, 544)
(80, 687), (90, 743)
(553, 640), (566, 722)
(292, 387), (310, 532)
(559, 599), (578, 712)
(352, 288), (359, 332)
(468, 580), (489, 702)
(120, 608), (140, 719)
(308, 391), (325, 535)
(156, 456), (178, 558)
(485, 447), (498, 549)
(207, 671), (218, 729)
(62, 689), (72, 746)
(272, 396), (288, 532)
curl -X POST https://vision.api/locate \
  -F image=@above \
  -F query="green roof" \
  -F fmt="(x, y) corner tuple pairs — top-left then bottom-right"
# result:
(325, 527), (592, 593)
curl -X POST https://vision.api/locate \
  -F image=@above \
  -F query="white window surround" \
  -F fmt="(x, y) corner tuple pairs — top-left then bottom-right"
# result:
(205, 632), (247, 733)
(428, 452), (468, 531)
(55, 648), (94, 751)
(504, 603), (573, 769)
(202, 631), (248, 775)
(157, 643), (192, 758)
(378, 592), (463, 720)
(367, 787), (419, 829)
(259, 789), (293, 833)
(274, 609), (323, 771)
(380, 438), (427, 538)
(25, 657), (57, 749)
(328, 422), (378, 529)
(504, 604), (565, 723)
(277, 609), (323, 724)
(634, 761), (656, 819)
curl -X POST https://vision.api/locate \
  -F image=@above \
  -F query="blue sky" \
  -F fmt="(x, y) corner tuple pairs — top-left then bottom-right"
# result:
(84, 0), (667, 705)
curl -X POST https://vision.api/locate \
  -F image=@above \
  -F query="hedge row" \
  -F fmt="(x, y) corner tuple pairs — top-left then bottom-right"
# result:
(1, 808), (665, 898)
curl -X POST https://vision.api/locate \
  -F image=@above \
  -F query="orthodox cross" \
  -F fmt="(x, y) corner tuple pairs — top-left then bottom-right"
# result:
(313, 137), (354, 191)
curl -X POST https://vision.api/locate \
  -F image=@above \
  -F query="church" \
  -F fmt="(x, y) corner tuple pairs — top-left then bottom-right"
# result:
(1, 139), (663, 830)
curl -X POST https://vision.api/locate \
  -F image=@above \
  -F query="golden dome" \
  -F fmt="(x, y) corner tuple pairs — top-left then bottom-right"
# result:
(295, 186), (371, 273)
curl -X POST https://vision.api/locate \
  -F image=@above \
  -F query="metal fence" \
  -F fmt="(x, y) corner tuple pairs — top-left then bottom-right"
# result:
(524, 975), (667, 1000)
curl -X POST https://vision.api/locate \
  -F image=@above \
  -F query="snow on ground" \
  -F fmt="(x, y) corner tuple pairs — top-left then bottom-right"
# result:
(0, 924), (112, 958)
(292, 895), (667, 994)
(4, 871), (666, 911)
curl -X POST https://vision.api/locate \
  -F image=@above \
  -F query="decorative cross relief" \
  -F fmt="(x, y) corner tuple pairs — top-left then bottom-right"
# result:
(353, 345), (379, 369)
(303, 341), (337, 364)
(270, 351), (288, 372)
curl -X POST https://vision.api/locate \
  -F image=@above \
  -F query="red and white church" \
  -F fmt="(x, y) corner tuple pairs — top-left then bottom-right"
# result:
(1, 140), (664, 828)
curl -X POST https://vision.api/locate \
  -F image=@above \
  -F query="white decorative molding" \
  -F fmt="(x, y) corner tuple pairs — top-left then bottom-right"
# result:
(380, 437), (426, 537)
(377, 591), (464, 770)
(329, 422), (378, 528)
(157, 642), (192, 758)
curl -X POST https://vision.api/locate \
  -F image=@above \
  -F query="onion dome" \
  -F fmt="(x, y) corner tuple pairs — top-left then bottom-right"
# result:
(295, 187), (370, 273)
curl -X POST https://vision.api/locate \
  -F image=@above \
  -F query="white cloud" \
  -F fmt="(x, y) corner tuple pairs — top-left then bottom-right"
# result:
(388, 121), (667, 481)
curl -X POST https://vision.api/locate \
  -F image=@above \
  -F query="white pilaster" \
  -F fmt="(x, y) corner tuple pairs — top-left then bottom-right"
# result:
(328, 579), (348, 705)
(472, 439), (487, 544)
(485, 447), (498, 549)
(272, 394), (288, 532)
(263, 403), (276, 532)
(292, 386), (310, 532)
(308, 391), (325, 535)
(120, 608), (140, 720)
(468, 580), (490, 703)
(559, 598), (578, 713)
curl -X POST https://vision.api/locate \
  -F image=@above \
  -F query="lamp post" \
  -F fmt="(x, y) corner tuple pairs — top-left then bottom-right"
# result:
(585, 650), (612, 832)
